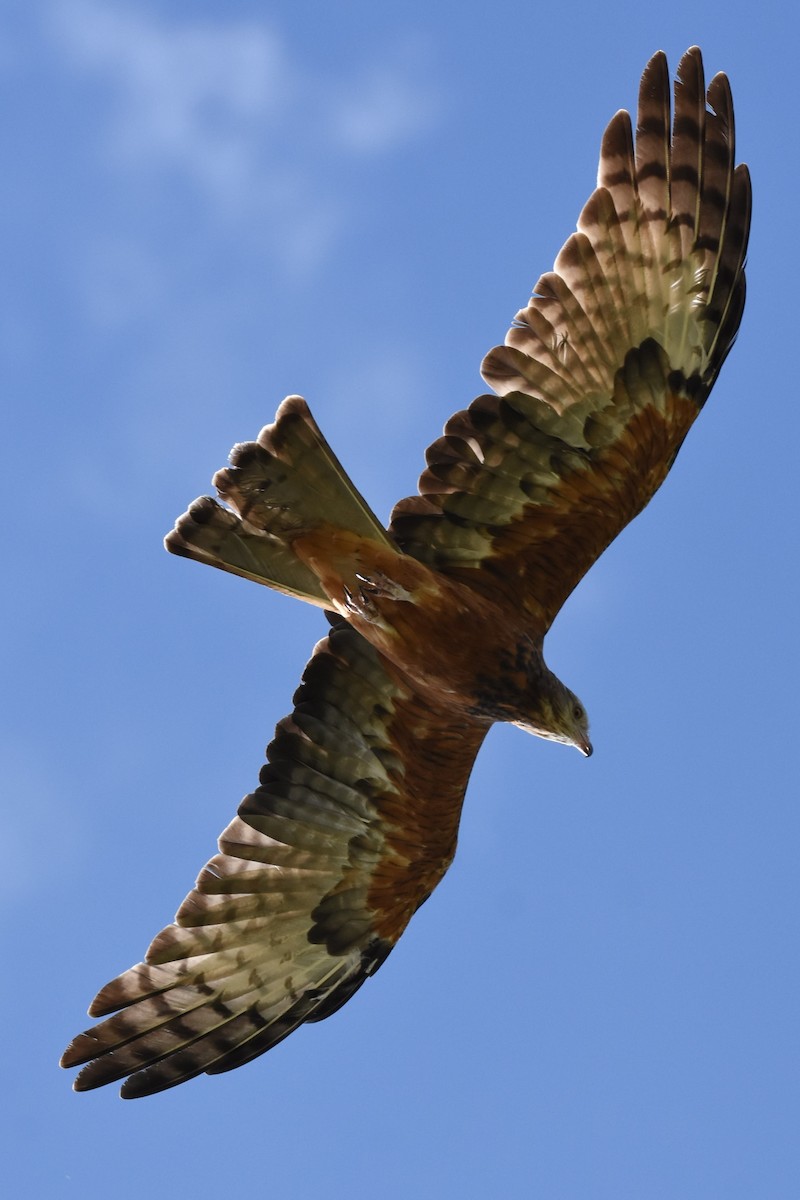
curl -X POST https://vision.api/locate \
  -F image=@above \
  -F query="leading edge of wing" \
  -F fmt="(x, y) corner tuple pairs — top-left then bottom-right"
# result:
(389, 48), (751, 630)
(61, 622), (487, 1097)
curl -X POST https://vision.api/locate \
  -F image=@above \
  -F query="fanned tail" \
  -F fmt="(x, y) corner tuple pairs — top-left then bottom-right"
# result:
(166, 396), (392, 605)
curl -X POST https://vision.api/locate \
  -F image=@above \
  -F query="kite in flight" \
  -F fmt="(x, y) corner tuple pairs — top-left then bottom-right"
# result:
(62, 47), (750, 1097)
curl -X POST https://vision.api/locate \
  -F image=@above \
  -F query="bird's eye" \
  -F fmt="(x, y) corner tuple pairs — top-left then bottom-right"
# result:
(573, 704), (584, 721)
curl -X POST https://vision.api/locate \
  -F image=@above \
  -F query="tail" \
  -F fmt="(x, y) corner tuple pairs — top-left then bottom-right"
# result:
(166, 396), (392, 607)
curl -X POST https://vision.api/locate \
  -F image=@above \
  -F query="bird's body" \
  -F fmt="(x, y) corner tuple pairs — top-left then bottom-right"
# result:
(62, 47), (751, 1097)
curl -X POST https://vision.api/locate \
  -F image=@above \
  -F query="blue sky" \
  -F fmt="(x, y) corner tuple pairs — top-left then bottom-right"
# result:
(3, 1), (799, 1197)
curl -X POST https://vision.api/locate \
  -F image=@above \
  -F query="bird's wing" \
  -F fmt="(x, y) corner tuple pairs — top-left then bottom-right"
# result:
(390, 48), (751, 631)
(61, 622), (487, 1097)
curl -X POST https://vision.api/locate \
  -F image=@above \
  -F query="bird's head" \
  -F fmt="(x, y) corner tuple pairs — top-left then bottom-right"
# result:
(513, 673), (593, 757)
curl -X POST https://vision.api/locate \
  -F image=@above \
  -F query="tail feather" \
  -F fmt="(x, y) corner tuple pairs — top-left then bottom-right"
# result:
(215, 396), (389, 543)
(165, 396), (392, 604)
(165, 497), (330, 606)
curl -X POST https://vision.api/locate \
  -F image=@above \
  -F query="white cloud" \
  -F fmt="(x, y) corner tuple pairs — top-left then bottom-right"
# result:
(46, 1), (441, 271)
(47, 2), (301, 219)
(330, 57), (441, 153)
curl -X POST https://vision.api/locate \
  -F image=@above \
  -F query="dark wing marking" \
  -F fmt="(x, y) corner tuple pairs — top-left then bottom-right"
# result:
(390, 48), (751, 630)
(61, 623), (487, 1097)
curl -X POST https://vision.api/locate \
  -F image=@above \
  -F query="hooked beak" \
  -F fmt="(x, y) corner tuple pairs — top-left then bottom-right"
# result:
(577, 736), (593, 758)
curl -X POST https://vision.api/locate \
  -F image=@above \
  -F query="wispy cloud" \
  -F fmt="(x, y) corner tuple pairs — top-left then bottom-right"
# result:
(48, 2), (292, 209)
(330, 56), (440, 154)
(46, 1), (442, 272)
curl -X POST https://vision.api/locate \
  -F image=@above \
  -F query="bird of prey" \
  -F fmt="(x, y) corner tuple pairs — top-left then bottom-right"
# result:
(62, 47), (751, 1097)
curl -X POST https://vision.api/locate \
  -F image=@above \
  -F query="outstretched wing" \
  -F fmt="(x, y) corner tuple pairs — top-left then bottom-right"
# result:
(61, 623), (487, 1097)
(390, 48), (751, 630)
